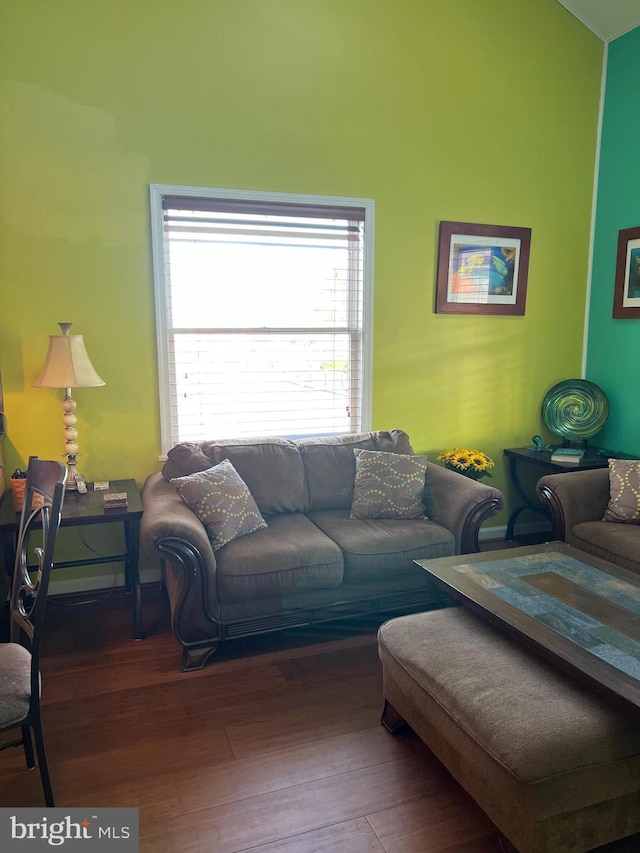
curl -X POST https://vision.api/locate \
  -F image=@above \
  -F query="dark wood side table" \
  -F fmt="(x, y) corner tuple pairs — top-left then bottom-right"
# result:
(0, 478), (144, 640)
(503, 446), (638, 541)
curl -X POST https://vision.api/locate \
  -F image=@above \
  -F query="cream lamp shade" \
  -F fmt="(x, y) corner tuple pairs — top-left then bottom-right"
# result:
(33, 323), (104, 491)
(33, 323), (105, 390)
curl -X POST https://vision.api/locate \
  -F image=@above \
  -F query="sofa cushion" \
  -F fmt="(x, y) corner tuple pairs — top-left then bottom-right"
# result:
(373, 429), (414, 455)
(215, 513), (344, 603)
(350, 449), (427, 520)
(297, 432), (376, 510)
(162, 442), (213, 480)
(171, 460), (267, 551)
(308, 509), (454, 581)
(603, 459), (640, 523)
(568, 520), (640, 576)
(297, 430), (414, 511)
(165, 437), (308, 515)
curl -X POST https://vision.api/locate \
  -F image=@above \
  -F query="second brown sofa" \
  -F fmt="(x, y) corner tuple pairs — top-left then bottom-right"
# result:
(538, 467), (640, 576)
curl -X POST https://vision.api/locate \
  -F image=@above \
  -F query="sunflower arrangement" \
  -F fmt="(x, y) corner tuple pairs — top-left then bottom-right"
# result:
(436, 448), (495, 480)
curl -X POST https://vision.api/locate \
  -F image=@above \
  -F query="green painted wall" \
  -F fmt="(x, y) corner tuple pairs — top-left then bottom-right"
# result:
(0, 0), (602, 552)
(586, 27), (640, 454)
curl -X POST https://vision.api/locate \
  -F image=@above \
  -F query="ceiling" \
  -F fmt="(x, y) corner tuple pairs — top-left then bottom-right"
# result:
(557, 0), (640, 41)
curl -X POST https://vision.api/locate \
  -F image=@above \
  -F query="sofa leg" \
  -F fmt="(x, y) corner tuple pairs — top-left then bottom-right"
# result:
(381, 699), (408, 734)
(181, 642), (220, 672)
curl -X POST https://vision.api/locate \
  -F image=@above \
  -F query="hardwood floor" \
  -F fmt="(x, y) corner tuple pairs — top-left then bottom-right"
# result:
(0, 578), (637, 852)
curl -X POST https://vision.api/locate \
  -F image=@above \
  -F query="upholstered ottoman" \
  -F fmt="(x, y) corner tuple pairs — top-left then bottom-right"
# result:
(378, 608), (640, 853)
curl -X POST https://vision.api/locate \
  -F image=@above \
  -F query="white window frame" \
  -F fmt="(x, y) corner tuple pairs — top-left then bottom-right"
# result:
(149, 184), (374, 456)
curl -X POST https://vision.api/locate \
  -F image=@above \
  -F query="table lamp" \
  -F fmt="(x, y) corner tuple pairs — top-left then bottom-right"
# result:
(33, 323), (105, 491)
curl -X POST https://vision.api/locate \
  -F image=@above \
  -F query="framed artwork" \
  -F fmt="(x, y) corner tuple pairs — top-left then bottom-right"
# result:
(613, 226), (640, 318)
(435, 221), (531, 315)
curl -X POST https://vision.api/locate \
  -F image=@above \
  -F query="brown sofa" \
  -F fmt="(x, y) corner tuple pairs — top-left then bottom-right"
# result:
(537, 468), (640, 575)
(141, 430), (504, 670)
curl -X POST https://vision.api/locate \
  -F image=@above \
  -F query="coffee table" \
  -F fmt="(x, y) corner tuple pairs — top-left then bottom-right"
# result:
(415, 541), (640, 711)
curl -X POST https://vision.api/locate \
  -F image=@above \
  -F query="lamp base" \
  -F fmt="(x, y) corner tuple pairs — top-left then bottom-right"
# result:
(64, 455), (87, 492)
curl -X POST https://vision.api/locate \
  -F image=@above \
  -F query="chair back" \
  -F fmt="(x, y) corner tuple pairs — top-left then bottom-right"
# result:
(10, 457), (66, 697)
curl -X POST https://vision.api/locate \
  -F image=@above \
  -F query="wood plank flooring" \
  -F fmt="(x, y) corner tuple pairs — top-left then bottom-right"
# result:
(0, 582), (638, 852)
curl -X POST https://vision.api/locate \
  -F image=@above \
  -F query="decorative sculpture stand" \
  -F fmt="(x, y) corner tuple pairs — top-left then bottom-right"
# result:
(61, 391), (85, 491)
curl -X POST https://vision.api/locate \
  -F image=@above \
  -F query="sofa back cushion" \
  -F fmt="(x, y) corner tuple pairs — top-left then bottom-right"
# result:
(163, 437), (308, 514)
(163, 430), (414, 514)
(162, 442), (213, 480)
(297, 430), (414, 511)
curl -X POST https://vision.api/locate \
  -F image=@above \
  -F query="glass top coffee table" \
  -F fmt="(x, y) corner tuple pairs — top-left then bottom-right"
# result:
(415, 542), (640, 711)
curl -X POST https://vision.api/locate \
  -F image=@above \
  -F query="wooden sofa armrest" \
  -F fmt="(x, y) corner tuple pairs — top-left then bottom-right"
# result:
(537, 468), (610, 541)
(141, 473), (222, 666)
(424, 464), (504, 553)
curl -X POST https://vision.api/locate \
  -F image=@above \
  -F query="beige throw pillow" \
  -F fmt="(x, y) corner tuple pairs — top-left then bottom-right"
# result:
(350, 449), (428, 520)
(171, 459), (267, 550)
(603, 459), (640, 523)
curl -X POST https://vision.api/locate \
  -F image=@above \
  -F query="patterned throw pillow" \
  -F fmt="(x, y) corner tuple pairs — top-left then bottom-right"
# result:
(171, 459), (267, 550)
(349, 449), (428, 520)
(603, 459), (640, 523)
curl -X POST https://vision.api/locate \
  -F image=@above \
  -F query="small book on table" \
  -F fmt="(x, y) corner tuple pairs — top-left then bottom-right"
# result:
(103, 492), (128, 509)
(550, 447), (585, 464)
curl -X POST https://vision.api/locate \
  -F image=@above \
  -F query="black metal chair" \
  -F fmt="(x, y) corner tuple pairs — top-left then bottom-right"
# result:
(0, 457), (66, 806)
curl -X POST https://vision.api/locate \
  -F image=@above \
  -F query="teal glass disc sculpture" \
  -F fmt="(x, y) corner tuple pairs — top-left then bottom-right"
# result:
(541, 379), (609, 441)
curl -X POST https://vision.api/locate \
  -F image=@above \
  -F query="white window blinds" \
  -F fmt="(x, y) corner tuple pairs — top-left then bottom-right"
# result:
(150, 187), (373, 453)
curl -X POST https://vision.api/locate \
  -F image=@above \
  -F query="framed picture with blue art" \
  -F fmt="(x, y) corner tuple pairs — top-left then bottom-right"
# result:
(613, 225), (640, 318)
(435, 221), (531, 315)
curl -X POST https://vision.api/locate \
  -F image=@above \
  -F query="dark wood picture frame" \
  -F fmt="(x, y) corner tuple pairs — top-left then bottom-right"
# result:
(613, 225), (640, 319)
(435, 221), (531, 316)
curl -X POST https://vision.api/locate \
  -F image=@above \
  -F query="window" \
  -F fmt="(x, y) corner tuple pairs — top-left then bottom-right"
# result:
(150, 186), (374, 454)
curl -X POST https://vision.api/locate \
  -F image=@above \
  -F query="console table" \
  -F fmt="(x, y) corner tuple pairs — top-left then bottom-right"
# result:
(503, 446), (637, 540)
(0, 478), (143, 640)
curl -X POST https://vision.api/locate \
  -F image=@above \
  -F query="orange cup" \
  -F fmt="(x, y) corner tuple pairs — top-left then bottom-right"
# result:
(10, 478), (26, 512)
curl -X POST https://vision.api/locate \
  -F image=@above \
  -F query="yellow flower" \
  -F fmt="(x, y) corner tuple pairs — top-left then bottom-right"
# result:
(452, 450), (472, 469)
(468, 450), (495, 472)
(437, 447), (494, 478)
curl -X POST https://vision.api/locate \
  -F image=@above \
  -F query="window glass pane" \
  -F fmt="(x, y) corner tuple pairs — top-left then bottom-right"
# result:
(171, 332), (358, 440)
(167, 240), (358, 329)
(165, 212), (361, 330)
